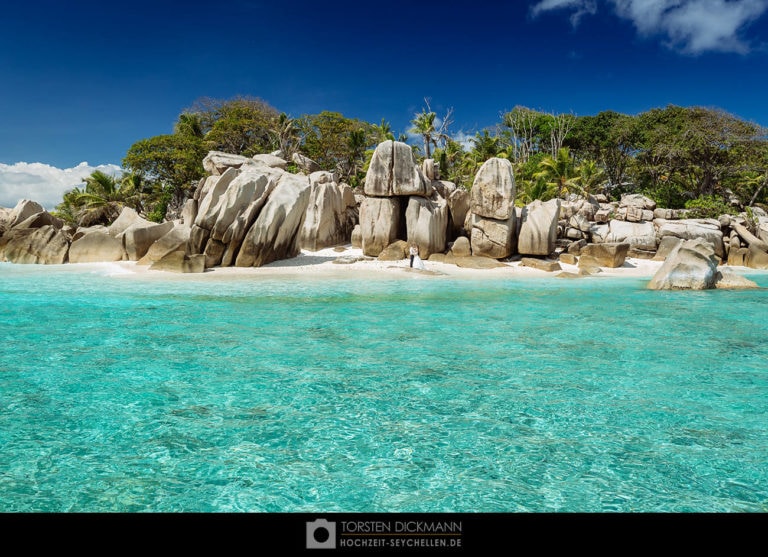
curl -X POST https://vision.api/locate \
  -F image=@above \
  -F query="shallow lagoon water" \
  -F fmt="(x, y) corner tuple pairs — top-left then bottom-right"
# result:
(1, 262), (767, 512)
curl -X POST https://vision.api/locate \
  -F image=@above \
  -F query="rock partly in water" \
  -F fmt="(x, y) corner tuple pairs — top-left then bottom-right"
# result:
(715, 268), (759, 289)
(647, 238), (719, 290)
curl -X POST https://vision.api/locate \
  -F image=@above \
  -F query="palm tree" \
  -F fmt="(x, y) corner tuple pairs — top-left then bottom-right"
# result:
(344, 128), (368, 186)
(174, 112), (205, 138)
(375, 119), (395, 142)
(516, 177), (558, 205)
(72, 170), (130, 225)
(573, 159), (607, 197)
(533, 147), (579, 197)
(410, 109), (437, 158)
(269, 112), (298, 158)
(470, 130), (501, 163)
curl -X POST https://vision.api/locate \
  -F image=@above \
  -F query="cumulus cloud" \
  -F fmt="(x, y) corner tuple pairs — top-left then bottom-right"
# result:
(529, 0), (768, 53)
(0, 161), (122, 210)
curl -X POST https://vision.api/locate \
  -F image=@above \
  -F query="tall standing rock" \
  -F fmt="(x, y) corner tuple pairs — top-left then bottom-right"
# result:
(470, 158), (516, 221)
(518, 199), (560, 256)
(359, 197), (401, 257)
(299, 172), (355, 251)
(469, 158), (517, 259)
(235, 173), (311, 267)
(364, 140), (432, 197)
(406, 195), (448, 258)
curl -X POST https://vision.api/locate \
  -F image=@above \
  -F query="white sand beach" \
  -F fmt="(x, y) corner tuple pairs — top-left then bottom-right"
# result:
(82, 245), (670, 281)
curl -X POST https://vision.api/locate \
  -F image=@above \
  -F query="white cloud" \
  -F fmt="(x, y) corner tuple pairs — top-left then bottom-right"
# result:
(530, 0), (768, 53)
(0, 161), (122, 211)
(619, 0), (768, 54)
(531, 0), (598, 25)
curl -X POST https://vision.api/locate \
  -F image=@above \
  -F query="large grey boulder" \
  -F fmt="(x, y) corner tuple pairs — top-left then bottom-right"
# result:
(653, 236), (684, 261)
(351, 224), (362, 248)
(746, 243), (768, 269)
(208, 170), (274, 242)
(470, 158), (516, 220)
(518, 199), (560, 256)
(7, 199), (44, 229)
(1, 226), (69, 264)
(107, 207), (141, 237)
(406, 195), (448, 259)
(12, 211), (63, 230)
(469, 214), (516, 259)
(253, 153), (288, 169)
(180, 199), (198, 229)
(364, 140), (431, 197)
(578, 243), (630, 268)
(447, 186), (470, 237)
(137, 226), (190, 265)
(0, 206), (11, 231)
(235, 173), (311, 267)
(299, 172), (355, 251)
(72, 225), (108, 242)
(219, 173), (280, 266)
(378, 240), (409, 261)
(656, 219), (724, 259)
(606, 220), (657, 251)
(449, 236), (471, 257)
(648, 238), (719, 290)
(69, 232), (126, 263)
(716, 268), (759, 289)
(292, 152), (321, 173)
(121, 220), (175, 261)
(359, 197), (401, 257)
(203, 151), (255, 175)
(194, 167), (241, 231)
(620, 194), (656, 211)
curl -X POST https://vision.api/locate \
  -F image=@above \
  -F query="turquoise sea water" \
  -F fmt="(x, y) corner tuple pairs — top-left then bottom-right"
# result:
(1, 262), (767, 512)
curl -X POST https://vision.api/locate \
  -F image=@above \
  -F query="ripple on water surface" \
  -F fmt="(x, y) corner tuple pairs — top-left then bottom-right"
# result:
(1, 263), (767, 512)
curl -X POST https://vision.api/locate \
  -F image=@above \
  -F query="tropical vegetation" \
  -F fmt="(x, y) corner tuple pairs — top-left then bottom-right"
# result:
(53, 97), (768, 226)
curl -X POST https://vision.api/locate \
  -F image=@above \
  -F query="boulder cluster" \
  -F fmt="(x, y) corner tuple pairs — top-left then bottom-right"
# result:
(1, 141), (767, 290)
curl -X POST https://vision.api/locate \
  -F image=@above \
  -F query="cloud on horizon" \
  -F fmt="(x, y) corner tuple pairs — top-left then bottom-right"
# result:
(0, 161), (122, 210)
(529, 0), (768, 54)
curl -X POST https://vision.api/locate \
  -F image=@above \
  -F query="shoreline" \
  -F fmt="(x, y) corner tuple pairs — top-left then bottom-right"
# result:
(4, 245), (766, 283)
(4, 244), (764, 282)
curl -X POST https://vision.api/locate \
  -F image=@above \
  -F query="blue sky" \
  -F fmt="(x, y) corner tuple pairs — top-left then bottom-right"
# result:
(1, 0), (767, 208)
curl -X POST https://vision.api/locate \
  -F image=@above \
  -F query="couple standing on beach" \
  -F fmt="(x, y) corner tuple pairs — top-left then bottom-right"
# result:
(409, 243), (425, 270)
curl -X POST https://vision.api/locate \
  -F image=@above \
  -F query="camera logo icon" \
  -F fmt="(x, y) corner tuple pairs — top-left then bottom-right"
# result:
(306, 519), (336, 549)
